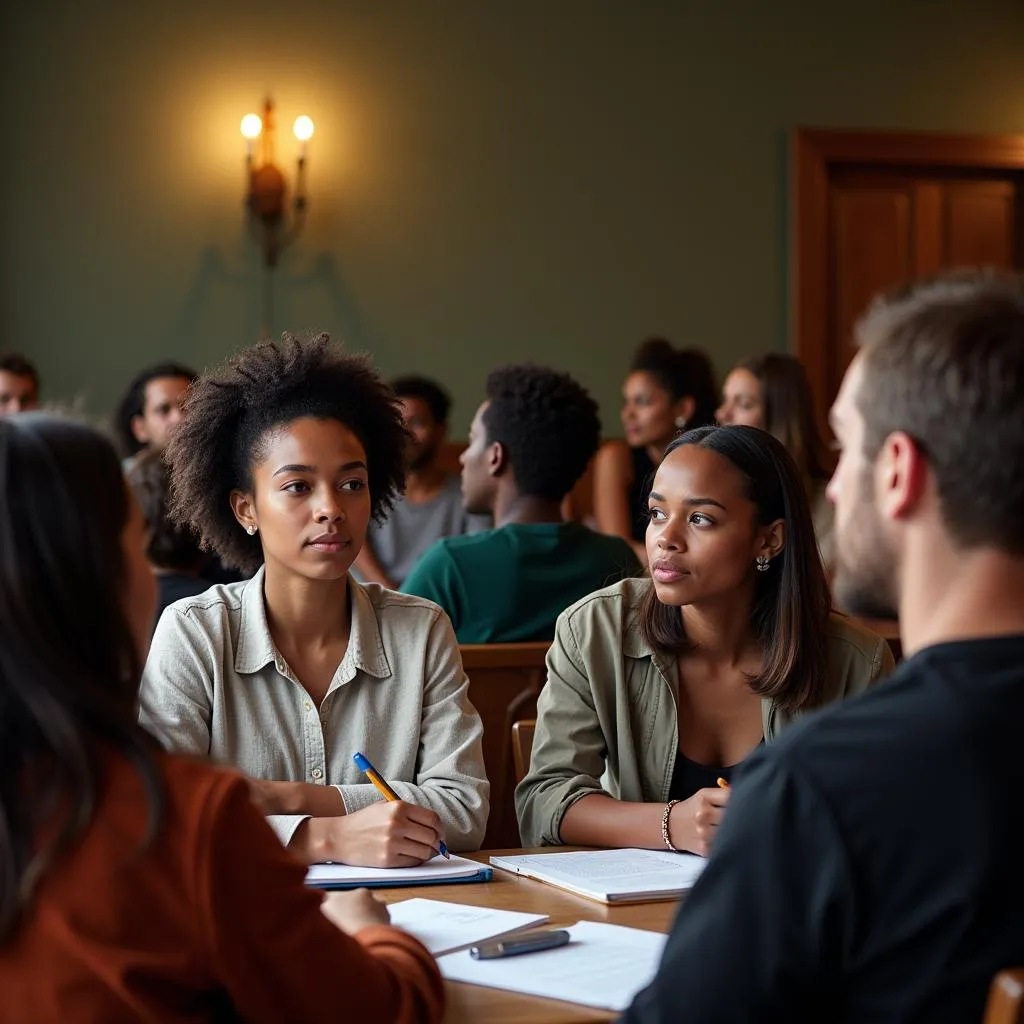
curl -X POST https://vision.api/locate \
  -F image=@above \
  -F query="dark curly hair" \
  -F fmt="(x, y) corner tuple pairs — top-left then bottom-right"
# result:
(630, 338), (718, 428)
(391, 375), (452, 425)
(126, 449), (204, 572)
(482, 365), (601, 502)
(165, 333), (407, 573)
(114, 361), (198, 459)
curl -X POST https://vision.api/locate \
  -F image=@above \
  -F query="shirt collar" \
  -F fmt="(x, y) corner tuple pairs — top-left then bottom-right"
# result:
(621, 593), (653, 660)
(234, 566), (392, 680)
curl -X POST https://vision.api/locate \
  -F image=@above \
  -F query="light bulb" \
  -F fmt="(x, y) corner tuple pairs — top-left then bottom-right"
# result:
(293, 115), (315, 142)
(240, 113), (263, 140)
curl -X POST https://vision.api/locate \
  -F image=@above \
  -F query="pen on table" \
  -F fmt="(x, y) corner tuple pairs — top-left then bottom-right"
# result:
(470, 929), (572, 960)
(352, 751), (450, 859)
(716, 777), (730, 790)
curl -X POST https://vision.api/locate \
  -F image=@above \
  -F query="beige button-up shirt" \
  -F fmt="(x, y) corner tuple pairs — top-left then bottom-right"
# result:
(139, 568), (489, 851)
(516, 577), (895, 847)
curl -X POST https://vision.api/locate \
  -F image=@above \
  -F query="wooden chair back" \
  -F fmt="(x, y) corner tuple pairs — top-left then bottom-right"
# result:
(511, 719), (536, 786)
(460, 643), (550, 849)
(985, 969), (1024, 1024)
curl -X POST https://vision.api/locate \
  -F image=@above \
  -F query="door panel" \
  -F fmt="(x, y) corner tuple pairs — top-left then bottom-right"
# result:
(943, 180), (1015, 267)
(793, 129), (1024, 433)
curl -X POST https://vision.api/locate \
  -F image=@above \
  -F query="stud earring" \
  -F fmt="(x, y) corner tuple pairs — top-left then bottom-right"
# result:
(755, 554), (770, 572)
(246, 525), (257, 536)
(674, 416), (688, 430)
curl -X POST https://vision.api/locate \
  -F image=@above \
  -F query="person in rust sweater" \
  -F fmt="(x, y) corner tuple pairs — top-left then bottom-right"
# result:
(0, 413), (444, 1024)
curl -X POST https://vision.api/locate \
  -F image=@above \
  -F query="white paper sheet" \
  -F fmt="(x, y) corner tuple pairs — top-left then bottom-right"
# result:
(438, 920), (668, 1011)
(387, 898), (548, 954)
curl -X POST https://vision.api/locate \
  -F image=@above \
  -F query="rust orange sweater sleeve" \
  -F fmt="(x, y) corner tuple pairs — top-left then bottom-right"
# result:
(193, 773), (445, 1024)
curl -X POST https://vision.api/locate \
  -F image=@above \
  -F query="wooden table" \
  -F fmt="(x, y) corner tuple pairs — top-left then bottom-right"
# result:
(378, 849), (679, 1024)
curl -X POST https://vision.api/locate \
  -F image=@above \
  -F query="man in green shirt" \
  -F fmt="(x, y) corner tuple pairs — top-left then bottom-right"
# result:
(402, 365), (641, 643)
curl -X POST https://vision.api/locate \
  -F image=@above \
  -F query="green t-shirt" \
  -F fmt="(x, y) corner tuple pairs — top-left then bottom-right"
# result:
(401, 522), (641, 644)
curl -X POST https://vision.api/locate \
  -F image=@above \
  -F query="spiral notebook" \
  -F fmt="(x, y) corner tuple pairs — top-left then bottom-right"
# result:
(306, 854), (491, 890)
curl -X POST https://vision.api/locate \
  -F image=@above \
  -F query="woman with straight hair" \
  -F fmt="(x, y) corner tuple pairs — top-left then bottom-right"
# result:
(0, 415), (443, 1022)
(717, 352), (836, 572)
(593, 338), (718, 563)
(517, 425), (894, 854)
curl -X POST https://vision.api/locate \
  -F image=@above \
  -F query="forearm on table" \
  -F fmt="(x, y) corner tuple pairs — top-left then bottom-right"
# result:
(265, 781), (346, 817)
(559, 793), (666, 849)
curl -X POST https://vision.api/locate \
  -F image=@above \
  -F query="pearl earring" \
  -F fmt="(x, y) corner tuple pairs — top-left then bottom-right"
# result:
(247, 525), (257, 536)
(674, 416), (687, 430)
(755, 555), (770, 572)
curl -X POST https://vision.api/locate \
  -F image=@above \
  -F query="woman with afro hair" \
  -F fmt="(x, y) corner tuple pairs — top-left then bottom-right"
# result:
(140, 334), (489, 866)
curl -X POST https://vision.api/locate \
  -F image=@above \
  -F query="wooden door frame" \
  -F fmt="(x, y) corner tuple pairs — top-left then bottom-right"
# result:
(790, 127), (1024, 426)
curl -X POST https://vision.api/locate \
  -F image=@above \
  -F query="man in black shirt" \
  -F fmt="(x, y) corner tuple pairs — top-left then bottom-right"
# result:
(623, 270), (1024, 1023)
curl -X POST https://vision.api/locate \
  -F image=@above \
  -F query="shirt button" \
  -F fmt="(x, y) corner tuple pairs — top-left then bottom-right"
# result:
(304, 701), (312, 711)
(312, 767), (323, 780)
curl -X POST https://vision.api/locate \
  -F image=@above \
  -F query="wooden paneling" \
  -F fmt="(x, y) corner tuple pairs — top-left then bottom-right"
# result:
(793, 128), (1024, 431)
(943, 180), (1016, 267)
(829, 178), (913, 398)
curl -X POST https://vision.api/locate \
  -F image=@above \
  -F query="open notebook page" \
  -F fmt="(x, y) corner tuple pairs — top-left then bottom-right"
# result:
(490, 848), (706, 901)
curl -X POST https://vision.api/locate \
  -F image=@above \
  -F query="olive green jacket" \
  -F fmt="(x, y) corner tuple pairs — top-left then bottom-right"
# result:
(515, 577), (895, 847)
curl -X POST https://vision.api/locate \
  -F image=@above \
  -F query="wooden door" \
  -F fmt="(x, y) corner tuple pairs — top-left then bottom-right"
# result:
(793, 130), (1024, 426)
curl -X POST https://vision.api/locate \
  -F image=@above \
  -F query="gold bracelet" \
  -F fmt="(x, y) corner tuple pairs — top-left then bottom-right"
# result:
(661, 799), (680, 852)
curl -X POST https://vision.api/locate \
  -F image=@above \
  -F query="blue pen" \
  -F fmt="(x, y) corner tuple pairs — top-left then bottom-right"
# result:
(353, 751), (450, 859)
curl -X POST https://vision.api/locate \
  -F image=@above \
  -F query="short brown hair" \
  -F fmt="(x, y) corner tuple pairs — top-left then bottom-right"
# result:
(0, 353), (39, 393)
(855, 270), (1024, 553)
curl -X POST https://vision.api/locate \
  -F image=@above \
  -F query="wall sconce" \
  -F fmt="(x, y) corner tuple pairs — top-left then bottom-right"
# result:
(240, 98), (314, 269)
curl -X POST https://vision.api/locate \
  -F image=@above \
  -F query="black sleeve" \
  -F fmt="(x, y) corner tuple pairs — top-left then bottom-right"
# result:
(621, 746), (857, 1023)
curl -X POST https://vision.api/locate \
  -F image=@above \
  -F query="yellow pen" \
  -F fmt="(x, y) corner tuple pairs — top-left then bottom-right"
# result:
(353, 751), (450, 859)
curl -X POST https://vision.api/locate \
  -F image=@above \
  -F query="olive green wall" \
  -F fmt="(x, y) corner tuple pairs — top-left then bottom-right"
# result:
(2, 1), (1023, 433)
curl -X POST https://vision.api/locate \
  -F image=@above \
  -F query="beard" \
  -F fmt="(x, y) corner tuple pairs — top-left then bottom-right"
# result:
(833, 467), (900, 620)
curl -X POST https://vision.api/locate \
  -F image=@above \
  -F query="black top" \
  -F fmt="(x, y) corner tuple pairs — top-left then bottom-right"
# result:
(626, 446), (657, 543)
(623, 636), (1024, 1023)
(668, 750), (735, 802)
(155, 573), (210, 628)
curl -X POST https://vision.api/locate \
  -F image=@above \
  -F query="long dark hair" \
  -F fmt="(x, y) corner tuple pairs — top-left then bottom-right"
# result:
(737, 353), (831, 482)
(639, 425), (830, 713)
(0, 415), (162, 940)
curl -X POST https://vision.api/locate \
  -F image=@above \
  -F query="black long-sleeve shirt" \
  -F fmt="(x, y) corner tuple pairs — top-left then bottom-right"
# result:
(623, 637), (1024, 1023)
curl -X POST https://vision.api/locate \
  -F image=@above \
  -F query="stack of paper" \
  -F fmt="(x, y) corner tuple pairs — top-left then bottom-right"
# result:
(305, 854), (491, 890)
(490, 848), (706, 904)
(439, 920), (667, 1012)
(387, 898), (548, 954)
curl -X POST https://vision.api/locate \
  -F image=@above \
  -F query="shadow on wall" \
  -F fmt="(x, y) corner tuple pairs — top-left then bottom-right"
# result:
(162, 247), (389, 365)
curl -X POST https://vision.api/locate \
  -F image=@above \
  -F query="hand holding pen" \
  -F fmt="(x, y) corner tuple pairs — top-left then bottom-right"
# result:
(354, 752), (450, 860)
